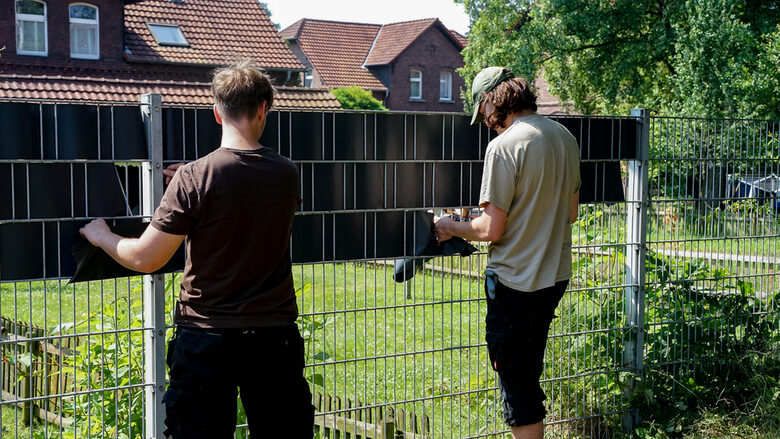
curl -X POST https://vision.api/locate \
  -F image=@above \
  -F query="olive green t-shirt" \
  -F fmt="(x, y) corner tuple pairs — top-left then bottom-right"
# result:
(480, 113), (580, 292)
(151, 146), (301, 328)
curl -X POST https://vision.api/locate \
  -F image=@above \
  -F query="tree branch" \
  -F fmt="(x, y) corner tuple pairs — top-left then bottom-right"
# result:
(541, 37), (636, 63)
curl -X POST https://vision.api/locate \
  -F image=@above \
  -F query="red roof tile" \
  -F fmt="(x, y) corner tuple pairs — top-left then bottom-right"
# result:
(364, 18), (463, 66)
(124, 0), (304, 70)
(450, 30), (468, 48)
(0, 73), (342, 109)
(281, 19), (386, 91)
(275, 86), (342, 109)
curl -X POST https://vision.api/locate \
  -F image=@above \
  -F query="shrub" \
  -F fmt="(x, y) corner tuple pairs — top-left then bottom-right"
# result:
(330, 86), (387, 111)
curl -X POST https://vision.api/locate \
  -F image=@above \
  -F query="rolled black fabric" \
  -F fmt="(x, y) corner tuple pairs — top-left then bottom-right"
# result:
(393, 211), (477, 283)
(69, 221), (185, 283)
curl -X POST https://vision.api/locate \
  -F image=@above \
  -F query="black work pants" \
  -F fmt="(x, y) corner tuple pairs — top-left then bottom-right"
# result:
(163, 324), (314, 438)
(485, 278), (568, 427)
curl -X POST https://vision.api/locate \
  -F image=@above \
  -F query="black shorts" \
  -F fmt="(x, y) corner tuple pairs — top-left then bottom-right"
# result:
(163, 324), (314, 439)
(484, 278), (567, 427)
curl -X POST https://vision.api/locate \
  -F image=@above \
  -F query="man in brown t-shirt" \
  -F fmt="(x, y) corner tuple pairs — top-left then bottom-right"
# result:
(79, 62), (314, 438)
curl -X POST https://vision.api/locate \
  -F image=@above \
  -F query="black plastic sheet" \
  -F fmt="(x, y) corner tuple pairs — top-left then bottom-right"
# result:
(0, 163), (130, 220)
(0, 103), (147, 160)
(0, 104), (638, 281)
(392, 211), (477, 282)
(69, 221), (185, 283)
(579, 162), (626, 204)
(162, 108), (221, 161)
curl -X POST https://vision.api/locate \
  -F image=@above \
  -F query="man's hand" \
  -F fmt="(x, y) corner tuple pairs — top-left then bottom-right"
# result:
(433, 216), (456, 243)
(434, 204), (508, 243)
(163, 163), (185, 185)
(80, 218), (112, 248)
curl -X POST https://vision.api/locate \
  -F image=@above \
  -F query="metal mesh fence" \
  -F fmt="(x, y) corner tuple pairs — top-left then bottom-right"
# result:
(642, 116), (780, 418)
(0, 100), (152, 438)
(0, 99), (777, 438)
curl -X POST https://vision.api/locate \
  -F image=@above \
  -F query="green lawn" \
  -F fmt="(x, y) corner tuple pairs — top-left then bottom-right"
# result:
(1, 253), (777, 438)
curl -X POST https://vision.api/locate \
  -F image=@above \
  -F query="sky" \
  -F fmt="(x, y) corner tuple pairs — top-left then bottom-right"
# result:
(261, 0), (471, 35)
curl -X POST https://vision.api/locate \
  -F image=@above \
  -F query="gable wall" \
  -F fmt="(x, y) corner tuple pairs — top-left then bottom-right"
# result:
(2, 0), (125, 66)
(384, 26), (465, 112)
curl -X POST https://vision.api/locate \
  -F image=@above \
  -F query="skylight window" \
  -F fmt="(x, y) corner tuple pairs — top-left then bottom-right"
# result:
(148, 23), (188, 46)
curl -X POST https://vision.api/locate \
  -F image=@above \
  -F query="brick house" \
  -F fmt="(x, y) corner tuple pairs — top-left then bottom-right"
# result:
(281, 18), (467, 112)
(0, 0), (342, 109)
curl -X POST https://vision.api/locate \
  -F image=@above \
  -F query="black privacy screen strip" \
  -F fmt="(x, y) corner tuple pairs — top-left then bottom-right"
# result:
(0, 103), (636, 282)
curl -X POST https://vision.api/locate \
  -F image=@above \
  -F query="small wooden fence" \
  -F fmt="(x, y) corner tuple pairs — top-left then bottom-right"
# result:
(313, 392), (430, 438)
(2, 317), (429, 437)
(0, 316), (77, 427)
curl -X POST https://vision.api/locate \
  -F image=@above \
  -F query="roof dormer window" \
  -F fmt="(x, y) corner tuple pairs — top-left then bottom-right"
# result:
(15, 0), (48, 56)
(70, 3), (99, 59)
(148, 23), (188, 46)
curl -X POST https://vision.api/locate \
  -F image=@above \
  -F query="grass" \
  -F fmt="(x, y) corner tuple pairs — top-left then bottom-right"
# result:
(0, 278), (144, 331)
(1, 250), (777, 438)
(294, 260), (503, 437)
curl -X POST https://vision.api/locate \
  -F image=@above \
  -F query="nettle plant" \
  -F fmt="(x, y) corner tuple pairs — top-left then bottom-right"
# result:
(59, 296), (145, 439)
(633, 251), (779, 433)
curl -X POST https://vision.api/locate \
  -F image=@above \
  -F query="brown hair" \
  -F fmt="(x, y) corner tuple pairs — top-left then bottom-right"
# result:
(482, 76), (537, 131)
(211, 61), (275, 121)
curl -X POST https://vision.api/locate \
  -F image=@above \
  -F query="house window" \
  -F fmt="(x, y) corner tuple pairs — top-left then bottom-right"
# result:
(304, 69), (313, 87)
(148, 23), (189, 46)
(70, 3), (99, 59)
(15, 0), (47, 56)
(440, 71), (452, 101)
(410, 70), (422, 100)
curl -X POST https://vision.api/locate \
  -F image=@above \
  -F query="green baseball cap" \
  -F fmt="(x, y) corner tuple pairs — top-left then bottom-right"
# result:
(470, 66), (515, 125)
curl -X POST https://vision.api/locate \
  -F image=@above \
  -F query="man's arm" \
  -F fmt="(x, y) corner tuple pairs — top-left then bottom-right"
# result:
(434, 203), (508, 243)
(570, 191), (579, 224)
(80, 218), (185, 273)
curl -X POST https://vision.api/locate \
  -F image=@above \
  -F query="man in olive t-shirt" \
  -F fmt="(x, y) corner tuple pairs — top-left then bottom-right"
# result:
(435, 67), (580, 439)
(79, 62), (314, 438)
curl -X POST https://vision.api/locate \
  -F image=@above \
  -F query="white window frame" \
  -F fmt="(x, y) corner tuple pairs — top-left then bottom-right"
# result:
(15, 0), (48, 57)
(304, 69), (313, 88)
(410, 69), (423, 100)
(147, 23), (189, 47)
(439, 71), (453, 101)
(69, 3), (99, 60)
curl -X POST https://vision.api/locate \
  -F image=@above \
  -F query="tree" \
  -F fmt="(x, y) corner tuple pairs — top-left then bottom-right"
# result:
(259, 2), (280, 30)
(330, 86), (388, 111)
(457, 0), (780, 118)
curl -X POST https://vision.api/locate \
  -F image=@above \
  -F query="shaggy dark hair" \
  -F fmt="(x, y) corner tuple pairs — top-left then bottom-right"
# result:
(482, 76), (537, 131)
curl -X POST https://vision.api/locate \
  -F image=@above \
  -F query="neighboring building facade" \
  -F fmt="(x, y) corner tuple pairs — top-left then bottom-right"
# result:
(281, 18), (466, 112)
(0, 0), (342, 109)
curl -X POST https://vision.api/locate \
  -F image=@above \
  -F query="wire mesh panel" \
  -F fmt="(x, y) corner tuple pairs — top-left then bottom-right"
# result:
(644, 116), (780, 421)
(0, 101), (153, 438)
(8, 99), (776, 438)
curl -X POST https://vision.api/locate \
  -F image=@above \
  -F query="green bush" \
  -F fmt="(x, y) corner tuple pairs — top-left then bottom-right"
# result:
(60, 296), (146, 439)
(330, 86), (387, 111)
(631, 251), (780, 437)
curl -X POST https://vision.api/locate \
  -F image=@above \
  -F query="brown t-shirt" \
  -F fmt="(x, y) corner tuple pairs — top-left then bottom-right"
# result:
(151, 146), (301, 328)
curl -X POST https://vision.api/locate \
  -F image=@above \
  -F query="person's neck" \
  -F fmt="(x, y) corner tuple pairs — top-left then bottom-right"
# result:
(497, 109), (537, 134)
(219, 125), (261, 151)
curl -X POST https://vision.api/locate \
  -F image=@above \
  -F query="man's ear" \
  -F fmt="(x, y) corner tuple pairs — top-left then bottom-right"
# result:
(256, 101), (267, 122)
(213, 104), (223, 125)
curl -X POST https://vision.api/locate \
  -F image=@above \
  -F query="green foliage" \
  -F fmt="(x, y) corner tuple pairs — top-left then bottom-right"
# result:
(258, 2), (280, 30)
(57, 296), (145, 439)
(457, 0), (780, 118)
(330, 86), (388, 111)
(633, 250), (780, 435)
